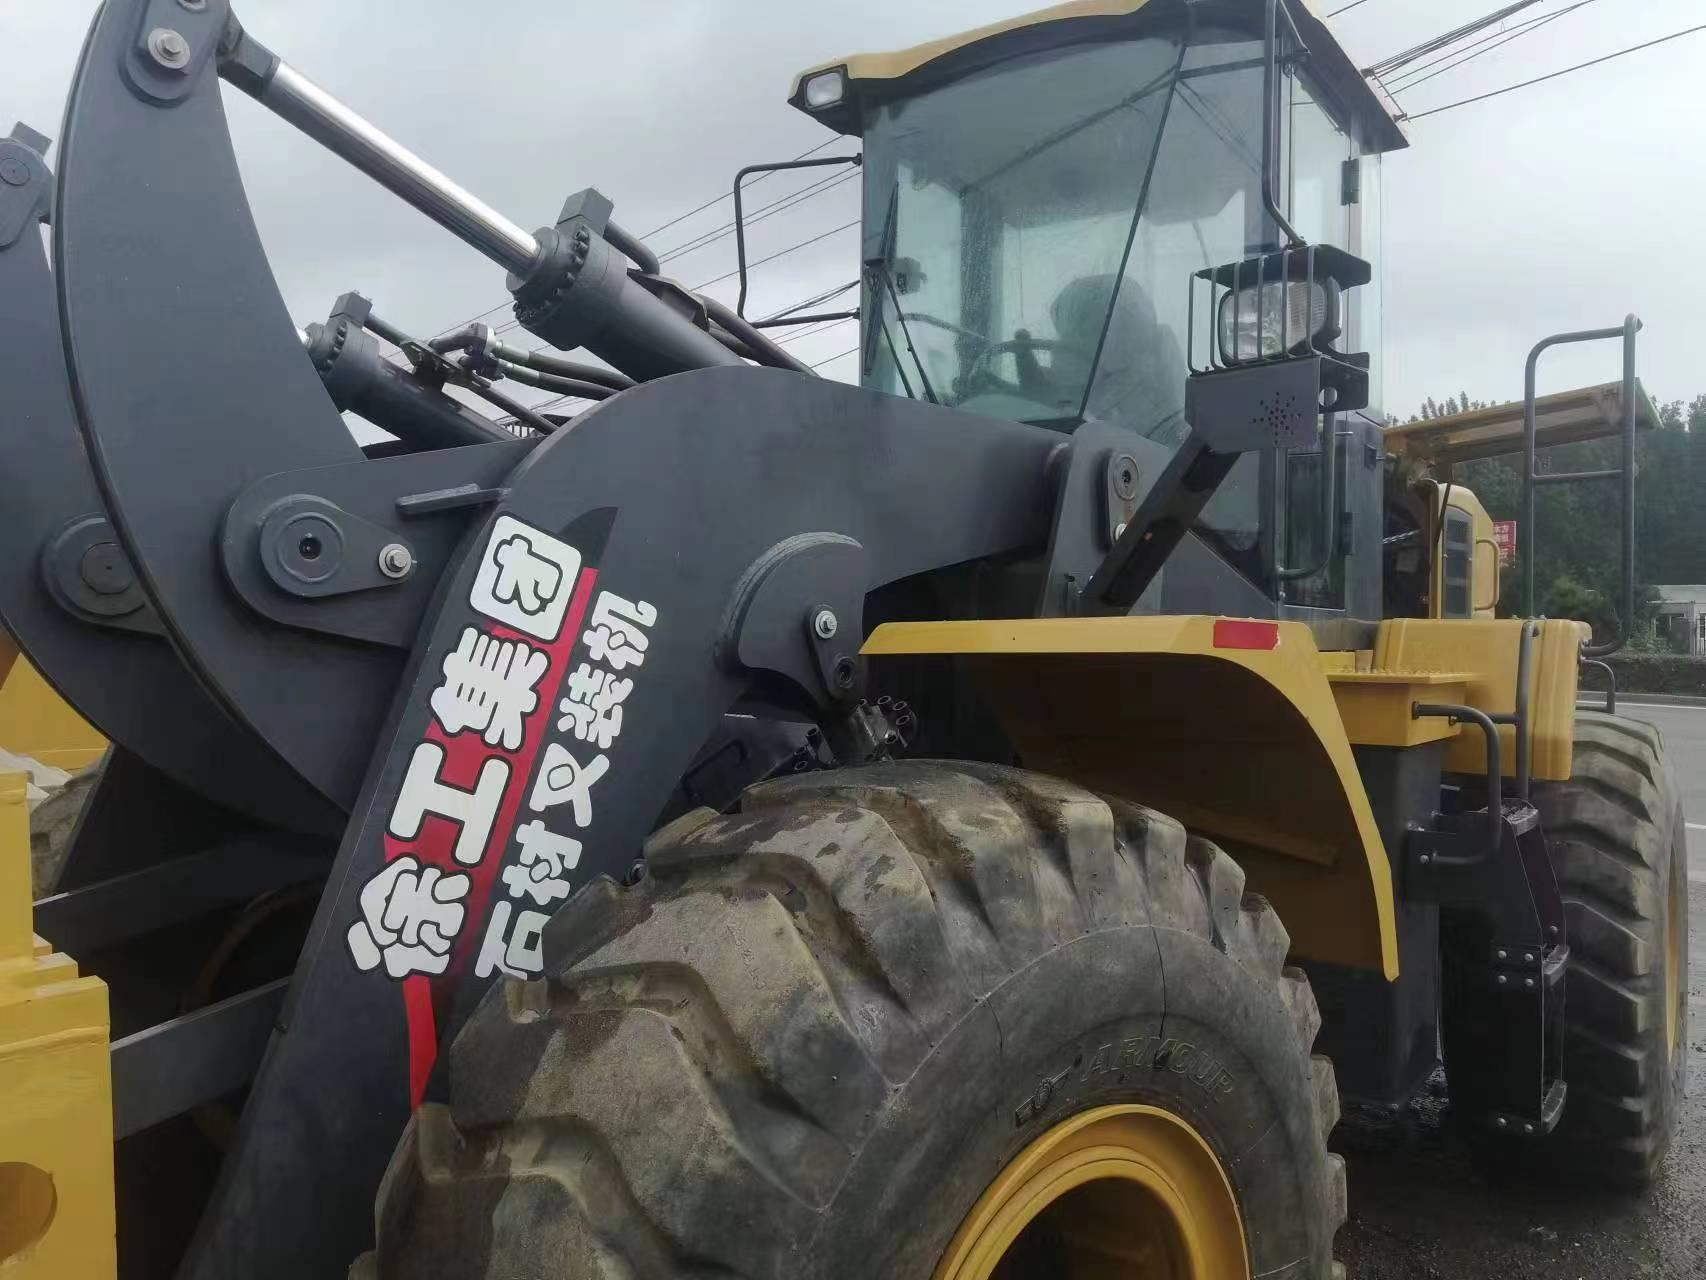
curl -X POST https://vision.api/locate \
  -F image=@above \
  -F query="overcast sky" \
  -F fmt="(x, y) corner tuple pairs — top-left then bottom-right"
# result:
(5, 0), (1703, 420)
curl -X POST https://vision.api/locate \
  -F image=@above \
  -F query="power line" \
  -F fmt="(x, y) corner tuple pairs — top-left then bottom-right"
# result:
(635, 136), (840, 242)
(657, 168), (859, 264)
(776, 315), (856, 346)
(809, 345), (861, 370)
(691, 219), (860, 292)
(1385, 0), (1598, 93)
(1405, 21), (1706, 120)
(762, 278), (860, 323)
(1326, 0), (1375, 18)
(1367, 1), (1543, 77)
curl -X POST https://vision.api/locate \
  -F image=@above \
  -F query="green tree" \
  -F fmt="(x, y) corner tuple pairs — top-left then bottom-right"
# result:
(1410, 388), (1706, 644)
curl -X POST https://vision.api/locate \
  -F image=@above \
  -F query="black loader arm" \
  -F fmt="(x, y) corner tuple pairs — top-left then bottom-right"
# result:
(52, 3), (1062, 1273)
(177, 372), (1057, 1278)
(0, 123), (341, 838)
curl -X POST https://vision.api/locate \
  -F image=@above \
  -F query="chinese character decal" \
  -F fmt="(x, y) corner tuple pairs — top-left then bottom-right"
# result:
(344, 508), (659, 1105)
(469, 514), (582, 641)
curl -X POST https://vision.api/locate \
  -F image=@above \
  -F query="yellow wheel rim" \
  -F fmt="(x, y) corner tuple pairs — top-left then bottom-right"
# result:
(932, 1105), (1249, 1280)
(1665, 853), (1684, 1059)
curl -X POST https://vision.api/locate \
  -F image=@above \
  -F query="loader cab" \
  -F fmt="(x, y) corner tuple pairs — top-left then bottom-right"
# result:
(792, 0), (1407, 621)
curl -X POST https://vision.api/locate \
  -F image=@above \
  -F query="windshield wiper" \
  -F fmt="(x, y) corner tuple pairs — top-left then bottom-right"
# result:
(870, 260), (939, 404)
(862, 187), (938, 404)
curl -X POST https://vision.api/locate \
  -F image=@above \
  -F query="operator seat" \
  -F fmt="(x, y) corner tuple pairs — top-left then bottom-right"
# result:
(1049, 274), (1186, 442)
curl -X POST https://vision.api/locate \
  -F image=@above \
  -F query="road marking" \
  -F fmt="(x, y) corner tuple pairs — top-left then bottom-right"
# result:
(1577, 700), (1706, 713)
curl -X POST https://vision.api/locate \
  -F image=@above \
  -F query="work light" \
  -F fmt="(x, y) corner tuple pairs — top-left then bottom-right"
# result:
(802, 68), (846, 109)
(1216, 277), (1340, 364)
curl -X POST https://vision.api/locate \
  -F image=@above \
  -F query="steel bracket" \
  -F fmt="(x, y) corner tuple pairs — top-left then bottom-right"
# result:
(1036, 423), (1170, 618)
(1420, 805), (1570, 1136)
(220, 440), (532, 647)
(722, 533), (869, 707)
(0, 123), (52, 247)
(1404, 802), (1561, 941)
(253, 494), (417, 599)
(120, 0), (227, 106)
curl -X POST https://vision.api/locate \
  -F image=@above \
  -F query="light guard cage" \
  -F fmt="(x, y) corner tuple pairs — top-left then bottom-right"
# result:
(1186, 243), (1372, 415)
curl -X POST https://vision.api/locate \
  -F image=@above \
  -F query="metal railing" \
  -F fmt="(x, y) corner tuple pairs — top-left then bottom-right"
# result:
(1520, 316), (1640, 658)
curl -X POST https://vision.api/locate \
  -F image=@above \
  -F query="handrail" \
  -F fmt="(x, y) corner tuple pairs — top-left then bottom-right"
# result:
(1414, 702), (1503, 853)
(732, 154), (861, 317)
(1520, 316), (1640, 656)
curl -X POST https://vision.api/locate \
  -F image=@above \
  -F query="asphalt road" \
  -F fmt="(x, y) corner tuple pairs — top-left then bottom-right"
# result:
(1339, 700), (1706, 1279)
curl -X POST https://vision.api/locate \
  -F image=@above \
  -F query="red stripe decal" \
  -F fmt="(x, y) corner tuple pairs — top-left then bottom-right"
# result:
(402, 975), (436, 1107)
(394, 564), (599, 1101)
(1212, 619), (1280, 651)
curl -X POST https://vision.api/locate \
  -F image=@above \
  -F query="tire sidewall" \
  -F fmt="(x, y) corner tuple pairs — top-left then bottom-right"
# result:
(1662, 801), (1690, 1116)
(808, 924), (1327, 1280)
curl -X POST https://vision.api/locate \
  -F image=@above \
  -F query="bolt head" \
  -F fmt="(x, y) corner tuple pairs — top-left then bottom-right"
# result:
(812, 608), (838, 640)
(1495, 1116), (1508, 1128)
(1496, 949), (1508, 960)
(1496, 974), (1508, 985)
(0, 157), (27, 187)
(1524, 977), (1535, 989)
(1523, 952), (1534, 963)
(79, 542), (133, 595)
(1111, 454), (1139, 500)
(1523, 1122), (1535, 1134)
(147, 27), (191, 70)
(378, 542), (415, 579)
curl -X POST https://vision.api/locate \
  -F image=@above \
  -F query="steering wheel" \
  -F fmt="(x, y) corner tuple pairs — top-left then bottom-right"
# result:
(962, 335), (1071, 402)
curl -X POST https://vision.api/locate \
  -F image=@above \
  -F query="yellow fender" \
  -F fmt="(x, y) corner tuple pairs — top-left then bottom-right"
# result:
(865, 616), (1399, 977)
(0, 633), (106, 773)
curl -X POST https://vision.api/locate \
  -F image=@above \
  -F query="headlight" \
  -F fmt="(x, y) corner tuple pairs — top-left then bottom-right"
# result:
(1216, 278), (1338, 364)
(802, 69), (846, 110)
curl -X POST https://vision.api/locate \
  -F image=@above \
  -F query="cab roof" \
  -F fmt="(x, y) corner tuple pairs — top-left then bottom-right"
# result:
(789, 0), (1408, 155)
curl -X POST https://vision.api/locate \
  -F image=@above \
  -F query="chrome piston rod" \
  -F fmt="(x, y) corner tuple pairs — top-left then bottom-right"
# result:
(224, 50), (540, 275)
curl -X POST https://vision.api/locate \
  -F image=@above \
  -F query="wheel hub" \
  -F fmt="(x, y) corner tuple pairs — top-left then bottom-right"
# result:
(932, 1104), (1249, 1280)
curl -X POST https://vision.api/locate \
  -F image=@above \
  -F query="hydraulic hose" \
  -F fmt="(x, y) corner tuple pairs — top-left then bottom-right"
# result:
(494, 361), (614, 402)
(489, 341), (634, 390)
(699, 294), (815, 375)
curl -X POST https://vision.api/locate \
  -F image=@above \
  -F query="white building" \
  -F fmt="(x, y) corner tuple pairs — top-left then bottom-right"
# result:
(1653, 585), (1706, 656)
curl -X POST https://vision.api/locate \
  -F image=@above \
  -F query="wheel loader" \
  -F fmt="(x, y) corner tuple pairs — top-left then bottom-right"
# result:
(0, 0), (1688, 1277)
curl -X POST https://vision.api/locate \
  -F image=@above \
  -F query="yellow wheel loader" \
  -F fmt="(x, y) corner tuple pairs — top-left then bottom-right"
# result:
(0, 1), (1685, 1277)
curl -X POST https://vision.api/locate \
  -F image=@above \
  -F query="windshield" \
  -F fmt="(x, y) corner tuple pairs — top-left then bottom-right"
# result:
(859, 27), (1309, 579)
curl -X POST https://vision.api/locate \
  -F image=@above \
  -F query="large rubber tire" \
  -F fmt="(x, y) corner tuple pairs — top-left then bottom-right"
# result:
(1531, 710), (1689, 1185)
(363, 762), (1346, 1278)
(28, 758), (100, 896)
